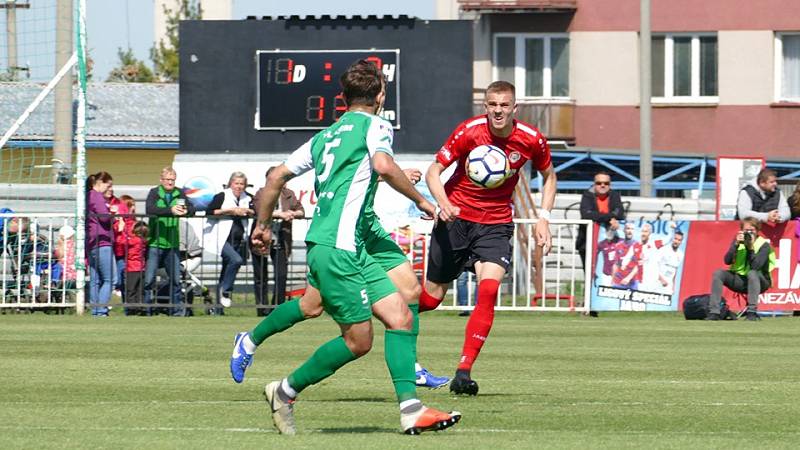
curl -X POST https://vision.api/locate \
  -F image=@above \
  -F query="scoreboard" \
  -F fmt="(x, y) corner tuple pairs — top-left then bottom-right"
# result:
(256, 50), (400, 130)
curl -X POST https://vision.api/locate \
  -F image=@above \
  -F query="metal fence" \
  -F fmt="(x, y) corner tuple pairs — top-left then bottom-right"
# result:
(0, 212), (592, 315)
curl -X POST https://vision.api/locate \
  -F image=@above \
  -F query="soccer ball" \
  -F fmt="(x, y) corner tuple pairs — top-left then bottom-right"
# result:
(465, 145), (510, 189)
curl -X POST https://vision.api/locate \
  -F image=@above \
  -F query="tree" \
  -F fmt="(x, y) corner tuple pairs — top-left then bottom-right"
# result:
(106, 48), (155, 83)
(150, 0), (202, 83)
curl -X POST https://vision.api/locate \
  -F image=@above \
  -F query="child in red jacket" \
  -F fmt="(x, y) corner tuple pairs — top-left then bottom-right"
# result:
(124, 221), (148, 315)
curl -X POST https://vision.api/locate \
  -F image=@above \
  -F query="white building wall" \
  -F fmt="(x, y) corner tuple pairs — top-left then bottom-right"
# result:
(570, 31), (639, 106)
(718, 30), (774, 105)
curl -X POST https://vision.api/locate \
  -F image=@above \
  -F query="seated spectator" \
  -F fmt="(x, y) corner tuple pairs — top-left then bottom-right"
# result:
(788, 180), (800, 220)
(144, 166), (194, 317)
(707, 218), (774, 321)
(53, 225), (77, 287)
(204, 171), (254, 312)
(737, 168), (790, 223)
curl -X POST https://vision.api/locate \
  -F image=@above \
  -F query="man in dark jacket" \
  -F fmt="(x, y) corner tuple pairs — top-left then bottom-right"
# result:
(144, 166), (195, 316)
(576, 171), (626, 269)
(736, 168), (790, 224)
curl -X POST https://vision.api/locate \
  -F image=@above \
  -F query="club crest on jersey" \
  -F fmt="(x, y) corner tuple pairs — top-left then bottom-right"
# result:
(508, 151), (521, 163)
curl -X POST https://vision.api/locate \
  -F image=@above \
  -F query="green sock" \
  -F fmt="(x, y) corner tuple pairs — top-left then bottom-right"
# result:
(250, 299), (305, 345)
(287, 336), (357, 393)
(384, 329), (418, 403)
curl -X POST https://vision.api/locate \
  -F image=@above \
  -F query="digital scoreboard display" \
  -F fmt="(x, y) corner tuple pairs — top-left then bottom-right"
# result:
(256, 49), (400, 130)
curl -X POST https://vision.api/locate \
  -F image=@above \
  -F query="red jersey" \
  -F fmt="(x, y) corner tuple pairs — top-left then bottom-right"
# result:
(435, 115), (551, 224)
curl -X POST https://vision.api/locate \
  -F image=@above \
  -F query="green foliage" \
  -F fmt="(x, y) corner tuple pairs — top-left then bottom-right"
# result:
(1, 313), (799, 448)
(150, 0), (202, 83)
(106, 47), (154, 83)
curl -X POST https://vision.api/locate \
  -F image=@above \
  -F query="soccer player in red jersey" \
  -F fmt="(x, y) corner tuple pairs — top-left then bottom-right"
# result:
(419, 81), (557, 395)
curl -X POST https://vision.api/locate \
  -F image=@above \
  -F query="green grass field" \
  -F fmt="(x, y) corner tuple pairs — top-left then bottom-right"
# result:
(1, 311), (799, 449)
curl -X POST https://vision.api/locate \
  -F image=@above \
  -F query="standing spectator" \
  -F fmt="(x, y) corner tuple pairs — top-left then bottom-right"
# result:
(205, 171), (254, 311)
(123, 221), (148, 315)
(788, 180), (800, 219)
(144, 167), (194, 316)
(576, 171), (625, 269)
(251, 167), (304, 316)
(86, 171), (115, 317)
(455, 271), (473, 317)
(737, 168), (790, 223)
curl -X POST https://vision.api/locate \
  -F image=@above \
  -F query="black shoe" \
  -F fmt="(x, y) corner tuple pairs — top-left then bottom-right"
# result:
(589, 311), (599, 318)
(705, 313), (721, 321)
(745, 311), (761, 321)
(458, 310), (471, 317)
(449, 371), (479, 396)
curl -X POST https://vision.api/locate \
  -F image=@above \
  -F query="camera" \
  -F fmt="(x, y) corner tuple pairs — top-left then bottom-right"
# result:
(743, 230), (755, 244)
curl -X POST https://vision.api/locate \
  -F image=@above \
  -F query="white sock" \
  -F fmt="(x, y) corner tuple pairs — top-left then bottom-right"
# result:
(414, 362), (422, 372)
(399, 398), (422, 414)
(281, 378), (298, 399)
(242, 333), (257, 354)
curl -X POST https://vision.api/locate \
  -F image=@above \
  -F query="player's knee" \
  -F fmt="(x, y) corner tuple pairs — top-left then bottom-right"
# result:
(299, 296), (324, 318)
(345, 335), (373, 357)
(385, 308), (413, 331)
(403, 283), (422, 304)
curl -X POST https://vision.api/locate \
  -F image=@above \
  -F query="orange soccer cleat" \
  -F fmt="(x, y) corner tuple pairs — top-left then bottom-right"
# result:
(401, 406), (462, 435)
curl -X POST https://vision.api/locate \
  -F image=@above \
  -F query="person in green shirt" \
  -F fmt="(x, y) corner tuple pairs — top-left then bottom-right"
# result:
(243, 60), (461, 435)
(707, 217), (775, 321)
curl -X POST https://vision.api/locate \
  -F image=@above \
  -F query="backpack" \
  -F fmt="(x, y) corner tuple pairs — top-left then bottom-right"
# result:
(682, 294), (734, 320)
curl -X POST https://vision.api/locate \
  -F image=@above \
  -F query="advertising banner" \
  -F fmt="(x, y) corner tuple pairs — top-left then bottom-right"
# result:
(590, 219), (689, 311)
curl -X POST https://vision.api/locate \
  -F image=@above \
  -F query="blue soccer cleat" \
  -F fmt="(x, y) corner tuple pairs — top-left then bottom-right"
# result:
(415, 367), (450, 389)
(230, 331), (254, 383)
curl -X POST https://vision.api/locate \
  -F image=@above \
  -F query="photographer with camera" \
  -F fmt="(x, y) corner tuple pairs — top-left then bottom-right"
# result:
(707, 218), (775, 321)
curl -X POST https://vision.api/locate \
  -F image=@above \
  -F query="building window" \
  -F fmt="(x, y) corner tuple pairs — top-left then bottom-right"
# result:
(651, 34), (718, 101)
(493, 34), (570, 99)
(775, 33), (800, 101)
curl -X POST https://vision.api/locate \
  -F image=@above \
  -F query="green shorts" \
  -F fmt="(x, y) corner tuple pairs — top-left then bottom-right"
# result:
(306, 243), (397, 324)
(364, 219), (409, 273)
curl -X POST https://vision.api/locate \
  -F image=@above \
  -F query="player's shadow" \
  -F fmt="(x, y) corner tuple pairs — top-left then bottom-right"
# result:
(313, 396), (389, 403)
(317, 426), (396, 434)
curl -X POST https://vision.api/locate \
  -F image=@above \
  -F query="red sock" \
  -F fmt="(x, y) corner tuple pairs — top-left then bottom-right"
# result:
(418, 288), (443, 312)
(458, 279), (499, 371)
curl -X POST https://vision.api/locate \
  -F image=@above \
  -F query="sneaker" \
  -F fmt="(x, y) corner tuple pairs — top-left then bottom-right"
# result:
(745, 311), (761, 321)
(230, 332), (254, 383)
(401, 406), (461, 435)
(449, 372), (479, 396)
(263, 381), (296, 435)
(220, 294), (232, 308)
(415, 367), (449, 389)
(705, 313), (721, 321)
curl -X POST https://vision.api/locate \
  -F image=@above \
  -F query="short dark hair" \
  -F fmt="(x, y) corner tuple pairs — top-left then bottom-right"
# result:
(757, 168), (776, 184)
(674, 230), (684, 237)
(486, 81), (515, 99)
(340, 60), (383, 107)
(594, 171), (612, 180)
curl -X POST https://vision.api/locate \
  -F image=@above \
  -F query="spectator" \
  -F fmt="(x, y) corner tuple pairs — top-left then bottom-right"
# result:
(205, 171), (254, 312)
(123, 221), (148, 315)
(144, 166), (194, 316)
(788, 180), (800, 219)
(576, 171), (625, 269)
(53, 225), (76, 287)
(577, 171), (625, 316)
(455, 271), (473, 317)
(737, 168), (790, 223)
(250, 167), (303, 316)
(86, 171), (115, 317)
(707, 218), (775, 321)
(108, 191), (132, 298)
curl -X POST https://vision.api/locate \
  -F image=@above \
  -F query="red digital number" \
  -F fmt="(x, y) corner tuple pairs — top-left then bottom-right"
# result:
(275, 58), (293, 84)
(365, 56), (383, 70)
(333, 94), (347, 121)
(306, 96), (325, 122)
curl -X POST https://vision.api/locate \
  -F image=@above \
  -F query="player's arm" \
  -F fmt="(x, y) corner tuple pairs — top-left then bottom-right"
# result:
(535, 162), (557, 254)
(425, 161), (459, 222)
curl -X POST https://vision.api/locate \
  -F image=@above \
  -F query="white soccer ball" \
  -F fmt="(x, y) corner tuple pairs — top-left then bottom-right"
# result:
(465, 144), (510, 189)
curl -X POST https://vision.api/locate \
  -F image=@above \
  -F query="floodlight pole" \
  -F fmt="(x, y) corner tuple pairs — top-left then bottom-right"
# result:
(639, 0), (653, 197)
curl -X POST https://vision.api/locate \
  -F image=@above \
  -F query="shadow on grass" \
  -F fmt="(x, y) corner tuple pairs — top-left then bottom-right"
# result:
(312, 397), (390, 403)
(316, 426), (396, 434)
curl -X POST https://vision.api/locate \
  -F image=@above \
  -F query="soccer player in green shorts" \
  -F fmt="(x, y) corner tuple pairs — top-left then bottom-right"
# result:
(244, 60), (460, 435)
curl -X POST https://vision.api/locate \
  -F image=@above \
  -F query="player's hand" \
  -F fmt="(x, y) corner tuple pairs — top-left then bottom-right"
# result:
(417, 199), (437, 222)
(437, 202), (460, 222)
(535, 218), (552, 255)
(403, 168), (422, 185)
(250, 226), (272, 255)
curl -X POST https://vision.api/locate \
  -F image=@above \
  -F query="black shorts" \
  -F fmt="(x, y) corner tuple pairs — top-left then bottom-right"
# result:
(426, 218), (514, 284)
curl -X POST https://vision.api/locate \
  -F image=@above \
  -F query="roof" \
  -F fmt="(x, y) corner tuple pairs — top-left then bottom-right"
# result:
(458, 0), (577, 12)
(0, 82), (178, 143)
